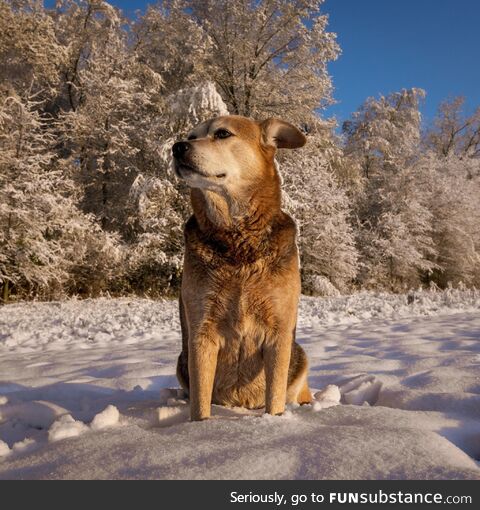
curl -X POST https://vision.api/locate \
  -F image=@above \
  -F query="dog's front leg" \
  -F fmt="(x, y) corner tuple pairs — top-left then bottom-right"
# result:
(188, 335), (219, 421)
(263, 336), (292, 416)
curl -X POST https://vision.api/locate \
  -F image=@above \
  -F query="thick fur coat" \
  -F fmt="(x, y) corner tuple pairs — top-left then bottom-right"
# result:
(172, 115), (311, 420)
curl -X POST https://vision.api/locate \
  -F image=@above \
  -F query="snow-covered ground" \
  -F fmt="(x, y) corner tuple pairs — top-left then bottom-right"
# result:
(0, 289), (479, 479)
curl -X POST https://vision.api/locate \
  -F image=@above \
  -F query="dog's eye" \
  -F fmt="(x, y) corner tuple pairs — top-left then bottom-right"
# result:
(214, 129), (232, 139)
(187, 135), (197, 140)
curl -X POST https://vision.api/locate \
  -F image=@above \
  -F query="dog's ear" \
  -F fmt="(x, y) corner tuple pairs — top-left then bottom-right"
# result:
(260, 118), (307, 149)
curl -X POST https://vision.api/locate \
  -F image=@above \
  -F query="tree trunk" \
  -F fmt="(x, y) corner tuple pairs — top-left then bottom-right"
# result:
(2, 211), (12, 303)
(2, 281), (9, 304)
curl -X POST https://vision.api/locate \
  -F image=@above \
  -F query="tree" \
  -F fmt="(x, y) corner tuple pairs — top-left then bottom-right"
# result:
(356, 166), (437, 290)
(0, 91), (121, 301)
(421, 99), (480, 286)
(280, 122), (358, 295)
(138, 0), (339, 123)
(0, 0), (65, 93)
(343, 88), (425, 180)
(51, 0), (165, 235)
(425, 97), (480, 162)
(126, 82), (230, 295)
(132, 0), (210, 95)
(415, 152), (480, 288)
(343, 89), (439, 290)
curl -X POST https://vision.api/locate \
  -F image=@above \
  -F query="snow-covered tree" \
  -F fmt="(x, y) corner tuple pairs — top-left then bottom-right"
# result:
(0, 0), (65, 93)
(343, 89), (440, 290)
(343, 88), (425, 180)
(139, 0), (339, 123)
(355, 166), (438, 291)
(51, 1), (161, 233)
(425, 97), (480, 161)
(0, 91), (121, 301)
(125, 82), (230, 295)
(280, 122), (358, 295)
(132, 0), (210, 95)
(414, 152), (480, 288)
(344, 89), (480, 290)
(418, 99), (480, 287)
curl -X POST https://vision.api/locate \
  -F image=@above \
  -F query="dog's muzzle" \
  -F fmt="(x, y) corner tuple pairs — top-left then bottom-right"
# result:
(171, 141), (226, 180)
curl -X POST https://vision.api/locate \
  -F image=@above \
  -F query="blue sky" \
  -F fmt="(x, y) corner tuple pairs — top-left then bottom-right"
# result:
(323, 0), (480, 126)
(46, 1), (480, 126)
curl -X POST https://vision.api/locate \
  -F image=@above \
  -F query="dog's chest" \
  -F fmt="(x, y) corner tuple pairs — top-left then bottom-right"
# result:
(211, 271), (269, 407)
(211, 262), (276, 328)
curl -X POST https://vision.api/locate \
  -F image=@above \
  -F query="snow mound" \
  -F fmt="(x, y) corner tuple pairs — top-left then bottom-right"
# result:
(299, 288), (480, 328)
(90, 405), (120, 431)
(0, 440), (10, 458)
(12, 438), (36, 454)
(48, 415), (89, 443)
(157, 405), (189, 427)
(1, 406), (479, 480)
(0, 401), (70, 430)
(313, 385), (341, 410)
(339, 375), (383, 405)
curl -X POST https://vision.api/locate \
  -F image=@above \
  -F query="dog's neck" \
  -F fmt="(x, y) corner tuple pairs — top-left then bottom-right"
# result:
(190, 175), (281, 236)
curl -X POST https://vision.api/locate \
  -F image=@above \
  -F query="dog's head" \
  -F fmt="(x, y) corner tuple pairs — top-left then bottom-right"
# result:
(171, 115), (306, 193)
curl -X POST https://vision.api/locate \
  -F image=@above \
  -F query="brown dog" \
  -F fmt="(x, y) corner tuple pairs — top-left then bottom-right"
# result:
(171, 115), (311, 421)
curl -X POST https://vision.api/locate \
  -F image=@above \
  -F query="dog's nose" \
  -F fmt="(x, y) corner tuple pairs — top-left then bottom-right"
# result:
(172, 141), (190, 159)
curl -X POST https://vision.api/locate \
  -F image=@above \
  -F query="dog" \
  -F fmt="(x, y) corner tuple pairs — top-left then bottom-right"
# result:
(171, 115), (312, 421)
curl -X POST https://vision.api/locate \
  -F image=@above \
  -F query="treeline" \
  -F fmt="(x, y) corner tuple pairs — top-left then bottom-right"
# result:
(0, 0), (479, 302)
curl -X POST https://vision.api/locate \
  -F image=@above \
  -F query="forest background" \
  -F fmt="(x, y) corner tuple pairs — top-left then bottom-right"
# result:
(1, 0), (479, 302)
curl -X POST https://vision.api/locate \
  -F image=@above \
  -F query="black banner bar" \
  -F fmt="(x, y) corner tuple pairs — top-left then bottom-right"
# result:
(1, 480), (478, 509)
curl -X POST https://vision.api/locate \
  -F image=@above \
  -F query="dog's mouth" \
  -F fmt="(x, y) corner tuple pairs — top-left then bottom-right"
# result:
(175, 162), (226, 180)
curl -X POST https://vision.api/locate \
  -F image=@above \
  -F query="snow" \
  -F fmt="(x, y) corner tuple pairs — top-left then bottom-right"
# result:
(0, 290), (479, 479)
(45, 405), (119, 443)
(90, 405), (120, 431)
(0, 440), (10, 457)
(48, 415), (89, 443)
(312, 385), (341, 410)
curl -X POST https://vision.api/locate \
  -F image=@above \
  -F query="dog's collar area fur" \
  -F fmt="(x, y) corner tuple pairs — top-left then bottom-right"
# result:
(186, 175), (284, 265)
(190, 175), (281, 234)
